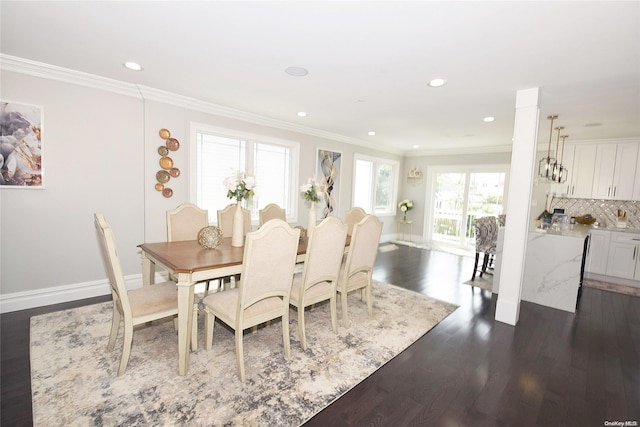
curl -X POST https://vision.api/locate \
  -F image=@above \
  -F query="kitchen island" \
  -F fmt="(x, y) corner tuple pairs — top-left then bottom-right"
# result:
(495, 223), (591, 313)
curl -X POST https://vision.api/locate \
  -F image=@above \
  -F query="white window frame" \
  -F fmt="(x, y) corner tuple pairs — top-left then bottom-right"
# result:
(423, 163), (510, 247)
(352, 153), (400, 216)
(190, 123), (300, 224)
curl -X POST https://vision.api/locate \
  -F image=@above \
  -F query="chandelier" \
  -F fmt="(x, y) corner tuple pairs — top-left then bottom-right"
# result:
(538, 115), (558, 179)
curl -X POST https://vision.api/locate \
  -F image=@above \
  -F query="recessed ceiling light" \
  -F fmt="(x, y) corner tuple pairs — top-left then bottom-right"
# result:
(483, 116), (495, 122)
(413, 145), (419, 149)
(297, 111), (307, 117)
(124, 61), (143, 71)
(285, 66), (308, 77)
(368, 131), (376, 136)
(428, 78), (447, 87)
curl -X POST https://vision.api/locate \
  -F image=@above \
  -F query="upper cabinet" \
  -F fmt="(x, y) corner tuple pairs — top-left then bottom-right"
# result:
(592, 142), (638, 200)
(554, 143), (597, 198)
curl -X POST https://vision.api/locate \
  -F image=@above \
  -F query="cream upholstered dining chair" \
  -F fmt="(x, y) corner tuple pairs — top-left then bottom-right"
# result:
(258, 203), (286, 227)
(202, 219), (300, 382)
(289, 216), (348, 350)
(217, 203), (252, 238)
(344, 206), (367, 236)
(471, 216), (498, 281)
(336, 214), (383, 328)
(166, 203), (209, 242)
(94, 213), (196, 376)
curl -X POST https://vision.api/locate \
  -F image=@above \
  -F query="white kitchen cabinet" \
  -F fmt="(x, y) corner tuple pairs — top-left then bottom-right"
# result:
(565, 143), (597, 198)
(633, 148), (640, 201)
(592, 142), (638, 200)
(605, 232), (640, 279)
(586, 229), (610, 275)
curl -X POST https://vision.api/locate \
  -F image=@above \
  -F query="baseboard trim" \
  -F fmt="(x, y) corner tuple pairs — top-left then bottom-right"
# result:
(0, 273), (170, 313)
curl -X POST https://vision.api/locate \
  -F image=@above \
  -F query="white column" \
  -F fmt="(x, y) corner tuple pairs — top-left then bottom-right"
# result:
(495, 88), (540, 326)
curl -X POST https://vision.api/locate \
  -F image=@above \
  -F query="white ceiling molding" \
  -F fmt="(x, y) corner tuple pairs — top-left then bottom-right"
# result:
(1, 54), (406, 155)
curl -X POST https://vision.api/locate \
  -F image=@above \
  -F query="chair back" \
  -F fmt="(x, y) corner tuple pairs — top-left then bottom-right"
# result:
(345, 207), (367, 236)
(301, 216), (348, 295)
(238, 219), (300, 311)
(166, 203), (208, 242)
(343, 215), (383, 283)
(94, 213), (131, 319)
(217, 203), (252, 238)
(259, 203), (286, 226)
(474, 216), (498, 251)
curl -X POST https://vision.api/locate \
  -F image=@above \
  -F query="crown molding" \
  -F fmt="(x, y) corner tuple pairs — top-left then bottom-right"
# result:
(405, 144), (514, 157)
(1, 54), (404, 155)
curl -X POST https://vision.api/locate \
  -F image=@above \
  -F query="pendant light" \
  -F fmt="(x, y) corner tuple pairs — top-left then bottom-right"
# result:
(538, 115), (558, 178)
(554, 134), (569, 183)
(550, 126), (564, 182)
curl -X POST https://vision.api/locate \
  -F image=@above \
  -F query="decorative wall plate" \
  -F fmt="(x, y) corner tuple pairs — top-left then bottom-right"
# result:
(170, 167), (180, 177)
(162, 188), (173, 198)
(156, 170), (170, 183)
(166, 138), (180, 151)
(158, 146), (169, 156)
(159, 128), (171, 139)
(159, 156), (174, 169)
(155, 182), (164, 191)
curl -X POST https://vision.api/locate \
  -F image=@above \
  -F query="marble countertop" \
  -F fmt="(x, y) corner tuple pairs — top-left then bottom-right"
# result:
(530, 220), (640, 238)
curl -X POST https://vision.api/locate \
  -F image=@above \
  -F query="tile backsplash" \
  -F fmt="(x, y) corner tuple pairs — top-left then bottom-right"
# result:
(550, 197), (639, 229)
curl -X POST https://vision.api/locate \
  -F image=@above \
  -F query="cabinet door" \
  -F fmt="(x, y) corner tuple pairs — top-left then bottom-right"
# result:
(634, 149), (640, 201)
(612, 143), (638, 200)
(606, 241), (637, 279)
(550, 144), (575, 196)
(592, 144), (617, 199)
(569, 144), (597, 198)
(586, 230), (610, 275)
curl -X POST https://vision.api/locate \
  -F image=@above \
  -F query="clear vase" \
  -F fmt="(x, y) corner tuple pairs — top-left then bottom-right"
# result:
(232, 201), (244, 247)
(403, 213), (407, 222)
(307, 201), (316, 234)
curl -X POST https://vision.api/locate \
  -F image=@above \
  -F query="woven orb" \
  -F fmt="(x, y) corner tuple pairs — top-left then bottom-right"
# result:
(197, 226), (223, 249)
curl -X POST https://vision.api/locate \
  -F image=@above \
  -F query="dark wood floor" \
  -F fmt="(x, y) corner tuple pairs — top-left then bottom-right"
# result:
(2, 244), (639, 426)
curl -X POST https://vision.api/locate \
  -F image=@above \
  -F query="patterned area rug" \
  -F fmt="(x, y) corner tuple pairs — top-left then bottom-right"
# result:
(462, 275), (494, 292)
(31, 281), (458, 426)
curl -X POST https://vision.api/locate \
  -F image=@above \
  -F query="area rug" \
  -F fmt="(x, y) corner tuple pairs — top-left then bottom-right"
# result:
(31, 281), (458, 426)
(462, 275), (494, 292)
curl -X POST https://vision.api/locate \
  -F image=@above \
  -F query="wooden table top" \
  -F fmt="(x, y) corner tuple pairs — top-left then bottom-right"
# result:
(139, 236), (310, 274)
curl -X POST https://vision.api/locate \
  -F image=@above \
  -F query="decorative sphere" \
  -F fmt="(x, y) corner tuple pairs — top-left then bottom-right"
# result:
(197, 226), (223, 249)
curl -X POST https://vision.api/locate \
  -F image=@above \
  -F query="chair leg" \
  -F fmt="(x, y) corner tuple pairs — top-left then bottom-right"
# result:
(235, 329), (245, 382)
(298, 306), (307, 351)
(480, 253), (489, 277)
(282, 308), (291, 360)
(330, 295), (338, 334)
(118, 322), (133, 376)
(204, 309), (215, 351)
(340, 289), (349, 328)
(471, 252), (480, 281)
(366, 283), (373, 316)
(107, 305), (120, 351)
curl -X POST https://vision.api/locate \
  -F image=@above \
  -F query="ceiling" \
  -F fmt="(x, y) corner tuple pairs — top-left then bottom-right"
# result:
(1, 1), (639, 156)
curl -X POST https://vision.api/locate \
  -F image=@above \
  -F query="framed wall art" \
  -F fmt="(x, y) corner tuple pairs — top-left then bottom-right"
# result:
(316, 148), (341, 219)
(0, 101), (44, 188)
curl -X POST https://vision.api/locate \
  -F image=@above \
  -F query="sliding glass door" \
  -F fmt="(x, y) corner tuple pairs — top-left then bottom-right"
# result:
(429, 167), (508, 250)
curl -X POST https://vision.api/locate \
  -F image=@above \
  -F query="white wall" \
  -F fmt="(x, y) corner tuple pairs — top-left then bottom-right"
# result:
(0, 68), (402, 311)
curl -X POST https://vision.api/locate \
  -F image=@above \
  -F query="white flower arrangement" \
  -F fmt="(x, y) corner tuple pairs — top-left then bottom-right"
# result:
(300, 178), (325, 203)
(223, 171), (256, 202)
(398, 199), (414, 213)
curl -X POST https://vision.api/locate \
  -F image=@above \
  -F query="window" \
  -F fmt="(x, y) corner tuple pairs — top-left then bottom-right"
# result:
(427, 165), (509, 249)
(353, 154), (399, 215)
(191, 123), (299, 222)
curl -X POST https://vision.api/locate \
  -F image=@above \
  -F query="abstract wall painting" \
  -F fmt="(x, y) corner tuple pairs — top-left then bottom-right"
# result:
(316, 149), (341, 219)
(0, 101), (44, 188)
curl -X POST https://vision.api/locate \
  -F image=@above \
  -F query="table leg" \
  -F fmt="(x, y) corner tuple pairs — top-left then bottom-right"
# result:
(141, 251), (156, 286)
(177, 275), (195, 375)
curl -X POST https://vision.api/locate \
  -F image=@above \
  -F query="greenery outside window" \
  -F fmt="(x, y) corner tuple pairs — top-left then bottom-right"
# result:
(353, 154), (399, 215)
(191, 123), (299, 222)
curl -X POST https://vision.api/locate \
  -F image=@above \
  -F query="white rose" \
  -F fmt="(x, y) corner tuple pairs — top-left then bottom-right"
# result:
(224, 176), (238, 191)
(401, 205), (407, 212)
(244, 176), (256, 189)
(300, 183), (311, 192)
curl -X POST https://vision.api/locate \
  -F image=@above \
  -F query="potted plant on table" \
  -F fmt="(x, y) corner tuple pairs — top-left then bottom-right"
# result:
(224, 171), (256, 247)
(398, 199), (413, 221)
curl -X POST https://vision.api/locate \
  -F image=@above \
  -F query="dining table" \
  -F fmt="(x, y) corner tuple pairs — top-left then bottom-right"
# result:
(138, 236), (310, 375)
